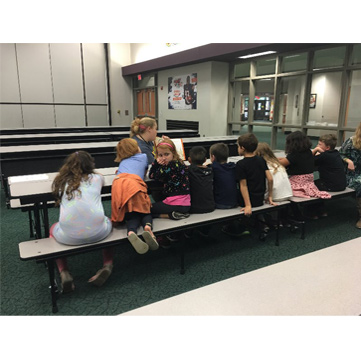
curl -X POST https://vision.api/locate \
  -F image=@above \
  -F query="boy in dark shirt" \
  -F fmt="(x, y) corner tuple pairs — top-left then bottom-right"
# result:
(309, 134), (347, 219)
(188, 146), (215, 213)
(209, 143), (239, 209)
(312, 134), (346, 191)
(235, 133), (275, 216)
(223, 134), (275, 237)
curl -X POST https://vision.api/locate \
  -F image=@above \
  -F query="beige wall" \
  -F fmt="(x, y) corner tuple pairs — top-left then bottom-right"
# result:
(157, 61), (229, 136)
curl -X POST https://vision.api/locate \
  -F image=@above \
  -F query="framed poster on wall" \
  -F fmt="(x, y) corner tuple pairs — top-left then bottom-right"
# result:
(168, 73), (197, 109)
(310, 94), (317, 108)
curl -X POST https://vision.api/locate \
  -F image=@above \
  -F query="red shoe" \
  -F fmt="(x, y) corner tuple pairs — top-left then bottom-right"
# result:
(156, 236), (171, 249)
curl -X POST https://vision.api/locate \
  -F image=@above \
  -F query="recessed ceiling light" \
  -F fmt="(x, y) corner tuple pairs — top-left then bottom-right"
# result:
(238, 51), (277, 59)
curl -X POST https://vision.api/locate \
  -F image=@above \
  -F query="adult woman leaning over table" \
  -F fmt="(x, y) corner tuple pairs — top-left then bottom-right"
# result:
(339, 122), (361, 228)
(130, 117), (169, 201)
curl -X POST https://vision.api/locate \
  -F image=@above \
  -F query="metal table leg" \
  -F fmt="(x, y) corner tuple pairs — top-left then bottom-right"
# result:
(46, 259), (58, 314)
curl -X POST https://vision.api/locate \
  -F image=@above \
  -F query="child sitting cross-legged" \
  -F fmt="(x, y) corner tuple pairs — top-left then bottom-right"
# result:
(148, 138), (191, 248)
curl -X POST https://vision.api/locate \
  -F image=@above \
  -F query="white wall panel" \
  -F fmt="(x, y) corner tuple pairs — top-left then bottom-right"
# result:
(50, 43), (84, 104)
(22, 105), (55, 128)
(16, 43), (53, 103)
(86, 106), (108, 126)
(0, 104), (23, 128)
(82, 44), (107, 104)
(54, 105), (86, 127)
(0, 44), (21, 102)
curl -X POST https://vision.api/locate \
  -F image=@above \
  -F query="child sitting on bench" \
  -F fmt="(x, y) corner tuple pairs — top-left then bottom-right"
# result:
(223, 134), (275, 236)
(309, 134), (346, 218)
(50, 151), (114, 293)
(209, 142), (239, 209)
(312, 134), (346, 192)
(149, 138), (191, 248)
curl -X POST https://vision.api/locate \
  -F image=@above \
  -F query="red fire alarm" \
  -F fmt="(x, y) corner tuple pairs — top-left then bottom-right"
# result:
(138, 74), (142, 80)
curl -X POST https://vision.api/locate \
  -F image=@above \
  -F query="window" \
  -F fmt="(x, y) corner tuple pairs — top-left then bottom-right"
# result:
(281, 53), (307, 73)
(307, 72), (343, 128)
(256, 57), (276, 76)
(233, 81), (249, 123)
(277, 75), (306, 126)
(351, 44), (361, 65)
(234, 62), (250, 78)
(229, 44), (360, 149)
(254, 79), (275, 122)
(275, 127), (288, 150)
(313, 46), (346, 69)
(253, 125), (272, 144)
(345, 70), (361, 128)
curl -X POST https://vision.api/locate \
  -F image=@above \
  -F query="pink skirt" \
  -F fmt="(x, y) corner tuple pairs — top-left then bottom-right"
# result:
(289, 174), (331, 199)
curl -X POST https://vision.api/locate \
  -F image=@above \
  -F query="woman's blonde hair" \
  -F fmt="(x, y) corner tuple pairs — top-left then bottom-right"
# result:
(156, 138), (182, 162)
(255, 142), (283, 173)
(114, 138), (139, 163)
(352, 122), (361, 150)
(130, 117), (157, 137)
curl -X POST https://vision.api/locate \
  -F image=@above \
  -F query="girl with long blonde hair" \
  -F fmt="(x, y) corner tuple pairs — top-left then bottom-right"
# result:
(256, 142), (293, 202)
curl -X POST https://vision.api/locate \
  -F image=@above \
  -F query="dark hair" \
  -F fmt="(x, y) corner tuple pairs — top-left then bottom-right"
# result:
(189, 146), (207, 165)
(210, 143), (229, 162)
(285, 131), (312, 154)
(237, 133), (258, 153)
(319, 134), (337, 150)
(52, 151), (95, 206)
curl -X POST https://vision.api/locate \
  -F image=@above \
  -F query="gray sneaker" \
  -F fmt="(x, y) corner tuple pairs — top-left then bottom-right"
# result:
(171, 211), (190, 220)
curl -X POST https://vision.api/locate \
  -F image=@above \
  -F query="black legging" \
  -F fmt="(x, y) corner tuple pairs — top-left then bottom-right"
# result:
(151, 201), (190, 218)
(124, 212), (153, 234)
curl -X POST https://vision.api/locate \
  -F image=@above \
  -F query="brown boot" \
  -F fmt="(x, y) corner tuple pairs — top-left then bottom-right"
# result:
(356, 198), (361, 229)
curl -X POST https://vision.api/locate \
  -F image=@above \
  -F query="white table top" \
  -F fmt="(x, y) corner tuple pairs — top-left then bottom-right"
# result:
(122, 237), (361, 316)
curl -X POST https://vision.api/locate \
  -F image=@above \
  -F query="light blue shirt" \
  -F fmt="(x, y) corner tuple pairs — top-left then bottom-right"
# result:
(52, 174), (112, 245)
(116, 152), (148, 180)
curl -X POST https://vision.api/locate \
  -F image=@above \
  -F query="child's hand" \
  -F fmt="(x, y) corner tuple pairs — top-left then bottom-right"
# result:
(347, 160), (355, 171)
(267, 198), (277, 206)
(157, 157), (167, 165)
(241, 205), (252, 216)
(312, 146), (323, 155)
(157, 157), (171, 166)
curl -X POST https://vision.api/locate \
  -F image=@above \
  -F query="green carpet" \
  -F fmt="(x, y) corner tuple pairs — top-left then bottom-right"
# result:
(1, 188), (360, 316)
